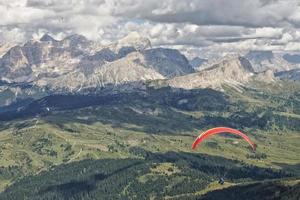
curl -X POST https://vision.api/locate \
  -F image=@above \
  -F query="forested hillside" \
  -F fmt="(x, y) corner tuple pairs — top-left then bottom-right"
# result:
(0, 81), (299, 199)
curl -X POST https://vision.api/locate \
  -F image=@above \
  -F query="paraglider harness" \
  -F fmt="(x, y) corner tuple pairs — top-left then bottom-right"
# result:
(218, 177), (225, 185)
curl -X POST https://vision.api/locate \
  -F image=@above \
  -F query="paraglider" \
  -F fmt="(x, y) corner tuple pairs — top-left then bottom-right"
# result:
(192, 127), (256, 185)
(192, 127), (256, 151)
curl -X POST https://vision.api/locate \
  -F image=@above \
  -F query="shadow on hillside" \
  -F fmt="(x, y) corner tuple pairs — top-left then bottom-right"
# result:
(40, 151), (288, 196)
(197, 180), (300, 200)
(44, 106), (268, 136)
(272, 162), (300, 176)
(0, 150), (293, 200)
(40, 161), (143, 198)
(0, 86), (274, 135)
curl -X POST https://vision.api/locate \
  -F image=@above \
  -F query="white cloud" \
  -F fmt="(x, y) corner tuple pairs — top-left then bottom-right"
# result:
(0, 27), (26, 44)
(0, 4), (54, 26)
(0, 0), (299, 56)
(253, 27), (283, 38)
(284, 42), (300, 51)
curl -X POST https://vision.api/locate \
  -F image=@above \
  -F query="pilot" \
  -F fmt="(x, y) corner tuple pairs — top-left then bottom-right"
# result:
(218, 177), (225, 185)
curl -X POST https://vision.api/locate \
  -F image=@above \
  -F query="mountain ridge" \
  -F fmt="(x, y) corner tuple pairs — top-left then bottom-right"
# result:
(0, 33), (193, 92)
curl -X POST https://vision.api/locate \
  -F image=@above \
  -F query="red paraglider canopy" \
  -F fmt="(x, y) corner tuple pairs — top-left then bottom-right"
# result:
(192, 127), (256, 151)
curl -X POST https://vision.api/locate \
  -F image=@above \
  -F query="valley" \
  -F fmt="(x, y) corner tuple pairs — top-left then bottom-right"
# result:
(0, 81), (299, 199)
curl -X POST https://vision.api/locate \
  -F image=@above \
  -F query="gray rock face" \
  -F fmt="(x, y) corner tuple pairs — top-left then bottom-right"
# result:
(0, 43), (15, 57)
(0, 34), (91, 83)
(275, 69), (300, 81)
(0, 46), (33, 82)
(0, 33), (192, 92)
(62, 34), (92, 51)
(40, 34), (58, 42)
(168, 56), (256, 90)
(245, 50), (300, 72)
(38, 52), (164, 92)
(142, 48), (194, 78)
(189, 57), (208, 70)
(3, 33), (293, 96)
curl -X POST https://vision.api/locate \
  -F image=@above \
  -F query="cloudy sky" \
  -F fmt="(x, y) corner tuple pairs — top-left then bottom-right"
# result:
(0, 0), (300, 57)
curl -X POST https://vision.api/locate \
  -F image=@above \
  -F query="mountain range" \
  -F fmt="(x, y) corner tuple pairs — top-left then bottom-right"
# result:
(0, 33), (299, 111)
(0, 33), (300, 199)
(191, 50), (300, 73)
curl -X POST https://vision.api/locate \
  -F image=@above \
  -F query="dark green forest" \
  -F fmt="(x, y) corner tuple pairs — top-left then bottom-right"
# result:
(0, 151), (292, 200)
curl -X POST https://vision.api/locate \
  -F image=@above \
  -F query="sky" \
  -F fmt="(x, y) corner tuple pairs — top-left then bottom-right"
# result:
(0, 0), (300, 57)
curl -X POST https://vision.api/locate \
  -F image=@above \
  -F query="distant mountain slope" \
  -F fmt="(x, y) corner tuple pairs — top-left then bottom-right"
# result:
(143, 48), (194, 78)
(245, 50), (300, 72)
(36, 52), (165, 91)
(189, 57), (208, 70)
(0, 35), (89, 83)
(168, 56), (272, 90)
(0, 43), (15, 57)
(0, 81), (49, 108)
(275, 69), (300, 81)
(283, 54), (300, 64)
(0, 34), (193, 92)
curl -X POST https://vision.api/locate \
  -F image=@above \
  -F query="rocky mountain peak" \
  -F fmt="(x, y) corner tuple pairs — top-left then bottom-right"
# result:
(62, 34), (90, 49)
(63, 34), (88, 44)
(237, 56), (255, 73)
(210, 56), (255, 75)
(142, 48), (194, 78)
(3, 33), (295, 94)
(244, 50), (300, 73)
(40, 34), (57, 42)
(168, 56), (255, 90)
(117, 32), (151, 51)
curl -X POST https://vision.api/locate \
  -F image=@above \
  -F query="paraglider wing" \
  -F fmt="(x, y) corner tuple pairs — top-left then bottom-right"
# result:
(192, 127), (256, 151)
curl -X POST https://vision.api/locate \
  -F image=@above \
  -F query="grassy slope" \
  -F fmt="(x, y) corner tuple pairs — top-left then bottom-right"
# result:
(0, 81), (299, 197)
